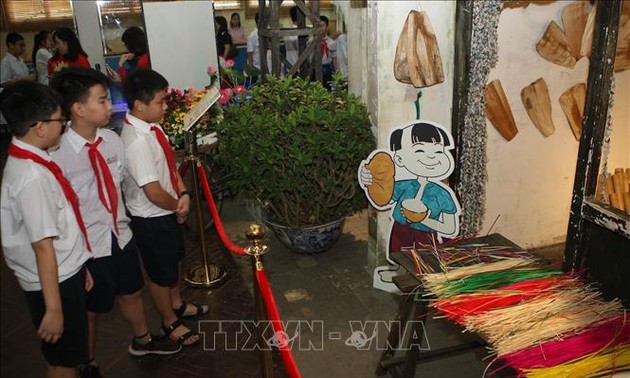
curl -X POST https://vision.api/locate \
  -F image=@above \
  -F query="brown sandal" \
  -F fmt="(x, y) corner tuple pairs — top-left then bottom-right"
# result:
(161, 319), (199, 346)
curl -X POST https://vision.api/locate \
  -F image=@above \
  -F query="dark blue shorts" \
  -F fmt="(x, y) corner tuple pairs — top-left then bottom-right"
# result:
(130, 214), (185, 287)
(86, 235), (145, 313)
(24, 268), (89, 368)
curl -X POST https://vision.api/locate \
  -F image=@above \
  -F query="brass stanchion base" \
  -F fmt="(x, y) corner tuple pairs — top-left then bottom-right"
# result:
(185, 263), (228, 288)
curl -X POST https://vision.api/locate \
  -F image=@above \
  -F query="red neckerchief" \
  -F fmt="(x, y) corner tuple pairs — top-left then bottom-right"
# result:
(85, 137), (119, 235)
(8, 143), (92, 252)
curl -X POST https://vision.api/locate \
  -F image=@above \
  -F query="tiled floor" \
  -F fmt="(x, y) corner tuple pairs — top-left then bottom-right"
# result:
(0, 136), (565, 377)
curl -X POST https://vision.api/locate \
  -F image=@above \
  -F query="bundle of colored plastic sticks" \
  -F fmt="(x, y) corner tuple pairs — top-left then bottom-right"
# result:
(421, 258), (562, 298)
(430, 274), (582, 324)
(463, 287), (624, 355)
(403, 238), (531, 275)
(520, 344), (630, 378)
(498, 314), (629, 375)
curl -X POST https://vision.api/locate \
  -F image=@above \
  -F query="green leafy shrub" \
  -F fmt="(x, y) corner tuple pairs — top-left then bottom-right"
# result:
(217, 74), (375, 228)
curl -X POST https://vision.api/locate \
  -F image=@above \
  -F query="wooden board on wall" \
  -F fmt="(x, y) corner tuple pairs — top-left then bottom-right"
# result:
(521, 78), (555, 137)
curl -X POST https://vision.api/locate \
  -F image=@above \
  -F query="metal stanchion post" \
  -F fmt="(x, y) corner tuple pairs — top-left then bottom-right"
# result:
(184, 130), (229, 288)
(245, 224), (274, 378)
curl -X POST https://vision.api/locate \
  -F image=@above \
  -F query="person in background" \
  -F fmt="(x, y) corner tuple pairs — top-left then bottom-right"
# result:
(247, 12), (261, 70)
(0, 81), (92, 378)
(48, 27), (91, 78)
(284, 6), (302, 71)
(335, 23), (348, 82)
(1, 32), (36, 89)
(319, 15), (337, 89)
(32, 31), (54, 85)
(117, 26), (150, 82)
(215, 16), (233, 63)
(228, 12), (247, 45)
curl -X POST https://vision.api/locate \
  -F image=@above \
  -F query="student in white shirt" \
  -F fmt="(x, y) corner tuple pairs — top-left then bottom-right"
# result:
(0, 81), (91, 378)
(0, 32), (36, 89)
(121, 68), (206, 347)
(32, 31), (54, 85)
(247, 12), (261, 70)
(50, 68), (181, 377)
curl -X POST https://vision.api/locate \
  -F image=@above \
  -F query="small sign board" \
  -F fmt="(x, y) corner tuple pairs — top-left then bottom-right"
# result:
(183, 84), (220, 131)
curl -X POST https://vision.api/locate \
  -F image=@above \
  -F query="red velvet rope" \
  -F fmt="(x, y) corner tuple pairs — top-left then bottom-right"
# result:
(255, 268), (302, 378)
(196, 163), (247, 255)
(193, 161), (301, 376)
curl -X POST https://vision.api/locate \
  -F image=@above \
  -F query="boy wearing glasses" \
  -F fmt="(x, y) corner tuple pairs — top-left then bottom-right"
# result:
(0, 81), (91, 378)
(49, 68), (181, 378)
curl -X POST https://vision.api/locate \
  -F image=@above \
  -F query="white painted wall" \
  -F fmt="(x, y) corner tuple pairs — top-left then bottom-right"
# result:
(143, 1), (218, 90)
(346, 1), (629, 259)
(72, 0), (106, 74)
(482, 2), (590, 248)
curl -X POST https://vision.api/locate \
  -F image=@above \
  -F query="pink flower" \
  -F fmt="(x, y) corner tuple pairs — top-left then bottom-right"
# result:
(233, 85), (246, 95)
(225, 59), (235, 68)
(218, 88), (233, 105)
(207, 64), (218, 76)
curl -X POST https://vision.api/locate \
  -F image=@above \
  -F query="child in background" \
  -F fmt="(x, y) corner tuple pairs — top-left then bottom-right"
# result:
(0, 81), (91, 378)
(48, 27), (91, 78)
(1, 32), (36, 88)
(32, 30), (54, 85)
(50, 68), (181, 378)
(121, 68), (208, 347)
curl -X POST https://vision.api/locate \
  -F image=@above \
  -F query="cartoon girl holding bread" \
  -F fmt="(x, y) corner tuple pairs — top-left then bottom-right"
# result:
(359, 121), (461, 290)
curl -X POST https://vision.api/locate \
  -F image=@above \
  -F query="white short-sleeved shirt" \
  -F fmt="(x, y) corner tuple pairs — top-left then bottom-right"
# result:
(322, 36), (336, 65)
(1, 138), (89, 291)
(35, 48), (53, 85)
(0, 53), (29, 86)
(247, 28), (261, 69)
(51, 127), (133, 258)
(284, 34), (299, 68)
(120, 113), (177, 218)
(336, 34), (348, 79)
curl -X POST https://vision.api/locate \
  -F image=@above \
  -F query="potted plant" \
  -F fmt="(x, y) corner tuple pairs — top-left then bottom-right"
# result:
(216, 73), (375, 253)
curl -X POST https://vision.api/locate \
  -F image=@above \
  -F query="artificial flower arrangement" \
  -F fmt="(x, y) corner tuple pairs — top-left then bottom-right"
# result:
(160, 78), (223, 150)
(211, 59), (260, 107)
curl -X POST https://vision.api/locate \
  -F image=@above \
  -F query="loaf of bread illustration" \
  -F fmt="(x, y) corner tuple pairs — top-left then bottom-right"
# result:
(366, 152), (395, 207)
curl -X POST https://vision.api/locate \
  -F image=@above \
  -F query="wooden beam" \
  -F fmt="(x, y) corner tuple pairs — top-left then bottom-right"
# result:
(564, 0), (622, 271)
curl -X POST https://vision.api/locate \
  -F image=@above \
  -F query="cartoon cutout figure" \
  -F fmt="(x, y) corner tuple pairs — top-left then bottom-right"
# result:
(358, 121), (461, 293)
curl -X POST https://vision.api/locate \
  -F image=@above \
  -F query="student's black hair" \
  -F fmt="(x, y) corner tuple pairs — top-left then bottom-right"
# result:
(230, 12), (241, 28)
(290, 6), (304, 23)
(5, 32), (24, 47)
(31, 30), (50, 67)
(122, 68), (168, 108)
(49, 68), (110, 116)
(121, 26), (147, 56)
(390, 122), (451, 151)
(53, 27), (88, 61)
(215, 16), (228, 34)
(0, 81), (63, 137)
(320, 15), (329, 27)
